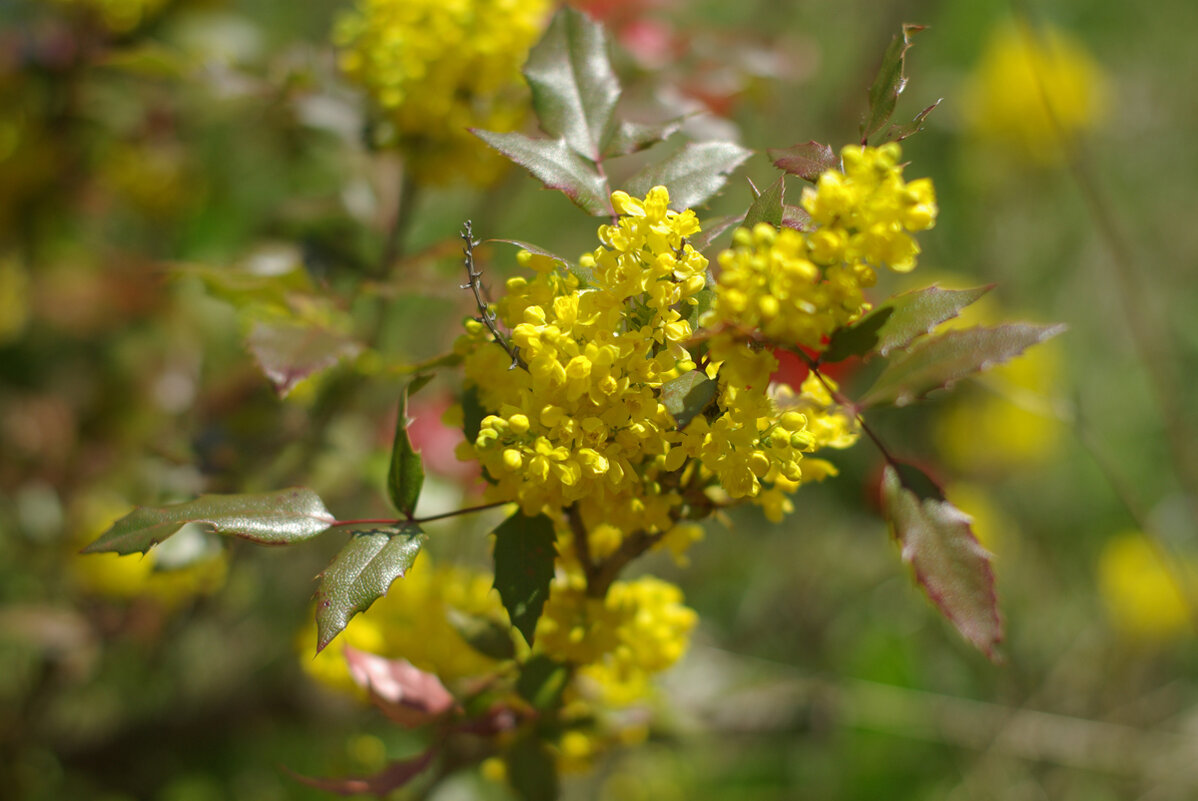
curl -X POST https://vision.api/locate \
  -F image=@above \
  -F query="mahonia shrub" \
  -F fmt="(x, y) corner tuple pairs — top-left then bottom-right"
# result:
(84, 9), (1066, 800)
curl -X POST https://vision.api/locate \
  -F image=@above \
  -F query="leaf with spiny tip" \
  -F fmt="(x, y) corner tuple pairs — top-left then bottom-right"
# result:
(492, 512), (557, 646)
(861, 24), (927, 143)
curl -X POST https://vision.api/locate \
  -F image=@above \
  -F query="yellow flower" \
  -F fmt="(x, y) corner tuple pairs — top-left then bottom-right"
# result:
(964, 21), (1107, 165)
(1098, 533), (1197, 642)
(333, 0), (551, 185)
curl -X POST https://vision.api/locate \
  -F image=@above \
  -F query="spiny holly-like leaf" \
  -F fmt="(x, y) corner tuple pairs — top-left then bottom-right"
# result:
(661, 371), (718, 429)
(742, 176), (785, 229)
(314, 525), (426, 653)
(516, 654), (570, 711)
(387, 387), (424, 519)
(883, 98), (942, 143)
(626, 140), (752, 210)
(861, 24), (927, 144)
(344, 646), (456, 727)
(881, 465), (1002, 659)
(461, 385), (487, 445)
(603, 117), (684, 158)
(782, 204), (813, 231)
(688, 214), (743, 253)
(488, 239), (591, 285)
(768, 140), (838, 183)
(473, 130), (611, 216)
(288, 750), (435, 797)
(860, 322), (1066, 407)
(523, 6), (620, 161)
(822, 284), (993, 363)
(505, 733), (560, 801)
(246, 319), (362, 397)
(82, 488), (333, 556)
(492, 512), (557, 646)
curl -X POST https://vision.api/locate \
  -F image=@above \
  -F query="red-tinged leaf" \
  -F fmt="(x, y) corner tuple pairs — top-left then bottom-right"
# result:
(860, 322), (1066, 407)
(246, 319), (361, 397)
(861, 24), (927, 143)
(768, 140), (837, 183)
(82, 488), (333, 556)
(287, 750), (435, 797)
(343, 645), (456, 727)
(688, 214), (743, 253)
(881, 465), (1003, 659)
(742, 176), (785, 229)
(473, 129), (611, 216)
(387, 387), (424, 518)
(626, 140), (752, 210)
(492, 512), (557, 646)
(523, 6), (620, 160)
(314, 525), (426, 653)
(603, 117), (684, 158)
(822, 284), (993, 363)
(883, 98), (942, 143)
(782, 204), (813, 231)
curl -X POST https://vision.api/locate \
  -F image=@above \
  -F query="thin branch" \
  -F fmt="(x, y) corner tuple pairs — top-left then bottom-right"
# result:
(332, 501), (508, 529)
(586, 528), (666, 598)
(567, 503), (597, 587)
(460, 221), (526, 370)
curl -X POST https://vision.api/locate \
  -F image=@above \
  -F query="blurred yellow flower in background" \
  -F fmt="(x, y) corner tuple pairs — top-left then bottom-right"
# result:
(1098, 532), (1196, 641)
(964, 20), (1107, 165)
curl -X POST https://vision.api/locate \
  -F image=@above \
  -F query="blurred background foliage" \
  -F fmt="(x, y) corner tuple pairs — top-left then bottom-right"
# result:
(1, 0), (1197, 799)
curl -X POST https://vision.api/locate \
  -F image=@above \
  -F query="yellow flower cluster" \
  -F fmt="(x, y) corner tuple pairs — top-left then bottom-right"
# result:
(46, 0), (169, 33)
(459, 187), (860, 531)
(964, 22), (1107, 165)
(1098, 533), (1197, 643)
(333, 0), (550, 185)
(710, 143), (936, 348)
(537, 573), (697, 706)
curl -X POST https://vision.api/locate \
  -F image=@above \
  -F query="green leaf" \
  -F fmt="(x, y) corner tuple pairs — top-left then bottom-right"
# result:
(626, 141), (752, 210)
(883, 98), (942, 143)
(178, 261), (312, 314)
(492, 512), (557, 646)
(246, 319), (362, 397)
(860, 322), (1066, 407)
(314, 525), (426, 653)
(82, 488), (334, 556)
(387, 386), (425, 519)
(516, 655), (570, 711)
(448, 610), (517, 661)
(461, 385), (487, 445)
(505, 733), (560, 801)
(523, 6), (621, 160)
(603, 117), (684, 158)
(661, 371), (718, 429)
(742, 177), (785, 229)
(822, 284), (993, 363)
(782, 204), (813, 231)
(488, 239), (591, 285)
(881, 465), (1002, 659)
(688, 214), (743, 253)
(861, 24), (927, 144)
(767, 140), (838, 183)
(473, 130), (611, 216)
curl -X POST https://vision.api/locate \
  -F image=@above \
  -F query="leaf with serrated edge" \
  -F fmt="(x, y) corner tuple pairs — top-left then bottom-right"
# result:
(523, 7), (620, 160)
(287, 751), (435, 796)
(247, 319), (362, 397)
(492, 513), (557, 646)
(661, 371), (718, 429)
(688, 214), (743, 252)
(860, 323), (1066, 407)
(742, 176), (785, 229)
(314, 525), (426, 652)
(473, 130), (611, 215)
(388, 387), (424, 518)
(861, 24), (927, 143)
(881, 465), (1002, 659)
(626, 141), (752, 210)
(768, 140), (838, 183)
(604, 117), (684, 158)
(782, 204), (813, 231)
(83, 488), (333, 556)
(822, 284), (992, 363)
(884, 98), (942, 143)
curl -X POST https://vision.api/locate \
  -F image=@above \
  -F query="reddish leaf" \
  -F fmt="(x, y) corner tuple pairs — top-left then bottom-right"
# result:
(344, 646), (457, 727)
(246, 319), (361, 397)
(881, 465), (1003, 659)
(767, 140), (837, 182)
(288, 750), (435, 796)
